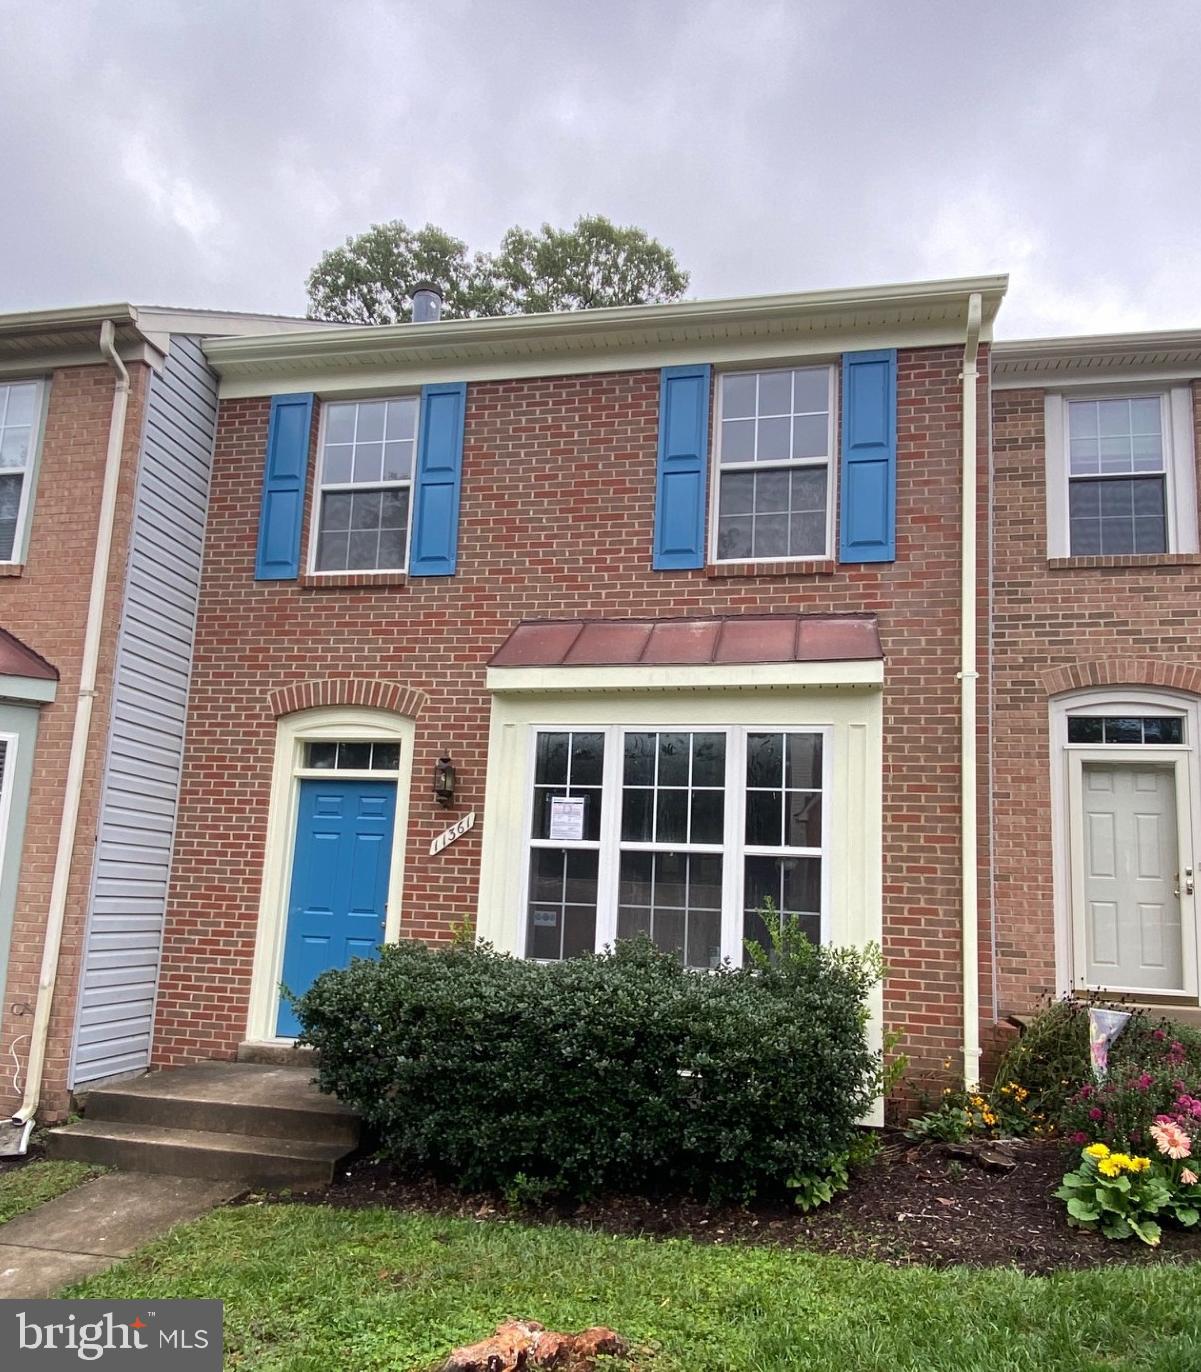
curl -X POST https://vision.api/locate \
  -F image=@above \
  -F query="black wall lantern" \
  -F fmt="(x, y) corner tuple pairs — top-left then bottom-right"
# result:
(433, 754), (456, 807)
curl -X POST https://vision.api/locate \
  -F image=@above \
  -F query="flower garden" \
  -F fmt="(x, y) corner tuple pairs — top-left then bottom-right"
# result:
(906, 996), (1201, 1248)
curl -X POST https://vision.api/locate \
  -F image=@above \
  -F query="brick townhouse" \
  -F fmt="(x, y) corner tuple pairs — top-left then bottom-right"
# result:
(991, 332), (1201, 1025)
(146, 277), (1003, 1109)
(9, 277), (1200, 1136)
(0, 304), (332, 1134)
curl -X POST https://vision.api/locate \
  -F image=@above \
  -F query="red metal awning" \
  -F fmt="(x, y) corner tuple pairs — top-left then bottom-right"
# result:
(490, 615), (882, 669)
(0, 626), (58, 681)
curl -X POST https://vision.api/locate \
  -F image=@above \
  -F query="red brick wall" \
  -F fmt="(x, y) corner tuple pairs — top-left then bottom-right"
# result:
(156, 349), (991, 1079)
(991, 380), (1201, 1017)
(0, 362), (149, 1118)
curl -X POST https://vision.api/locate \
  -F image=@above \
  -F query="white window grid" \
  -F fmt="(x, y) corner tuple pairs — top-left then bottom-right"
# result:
(308, 396), (419, 574)
(1045, 388), (1199, 559)
(709, 365), (837, 565)
(0, 380), (45, 564)
(521, 723), (832, 966)
(1066, 395), (1169, 556)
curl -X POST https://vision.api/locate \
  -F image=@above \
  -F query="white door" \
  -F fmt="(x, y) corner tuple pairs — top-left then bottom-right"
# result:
(1073, 759), (1188, 992)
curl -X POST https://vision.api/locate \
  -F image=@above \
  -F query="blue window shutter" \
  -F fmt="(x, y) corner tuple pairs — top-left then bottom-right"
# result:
(653, 364), (711, 570)
(409, 382), (467, 577)
(255, 393), (314, 580)
(839, 349), (897, 563)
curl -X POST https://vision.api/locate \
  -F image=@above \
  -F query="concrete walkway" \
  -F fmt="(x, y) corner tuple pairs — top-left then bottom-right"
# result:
(0, 1170), (240, 1298)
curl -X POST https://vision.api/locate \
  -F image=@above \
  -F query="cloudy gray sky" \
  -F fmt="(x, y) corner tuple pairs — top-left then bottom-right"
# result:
(3, 0), (1198, 337)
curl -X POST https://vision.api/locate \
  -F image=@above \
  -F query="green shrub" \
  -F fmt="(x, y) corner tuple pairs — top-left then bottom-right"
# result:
(991, 996), (1091, 1123)
(295, 928), (883, 1203)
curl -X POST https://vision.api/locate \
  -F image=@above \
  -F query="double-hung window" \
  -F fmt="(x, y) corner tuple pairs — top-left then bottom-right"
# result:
(1067, 397), (1168, 555)
(312, 397), (417, 573)
(713, 366), (835, 562)
(1047, 390), (1198, 558)
(524, 725), (828, 967)
(0, 381), (43, 563)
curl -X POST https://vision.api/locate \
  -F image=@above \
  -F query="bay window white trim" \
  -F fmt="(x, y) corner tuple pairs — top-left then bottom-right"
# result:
(517, 723), (833, 967)
(1045, 386), (1198, 558)
(479, 681), (883, 1120)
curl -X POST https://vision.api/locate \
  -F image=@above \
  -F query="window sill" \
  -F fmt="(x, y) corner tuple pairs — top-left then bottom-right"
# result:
(706, 559), (837, 579)
(0, 563), (24, 578)
(300, 571), (409, 590)
(1048, 553), (1201, 571)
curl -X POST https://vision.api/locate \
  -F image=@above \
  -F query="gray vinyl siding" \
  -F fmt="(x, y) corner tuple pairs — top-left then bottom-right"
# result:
(70, 336), (218, 1086)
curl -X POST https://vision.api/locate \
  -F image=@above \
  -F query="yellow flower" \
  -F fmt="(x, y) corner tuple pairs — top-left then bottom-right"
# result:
(982, 1109), (998, 1126)
(1124, 1156), (1151, 1173)
(1109, 1153), (1133, 1171)
(1097, 1157), (1123, 1178)
(1084, 1143), (1111, 1160)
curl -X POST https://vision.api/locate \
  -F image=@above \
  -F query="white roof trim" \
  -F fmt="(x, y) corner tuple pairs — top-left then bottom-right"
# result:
(993, 329), (1201, 388)
(486, 661), (884, 693)
(205, 276), (1007, 398)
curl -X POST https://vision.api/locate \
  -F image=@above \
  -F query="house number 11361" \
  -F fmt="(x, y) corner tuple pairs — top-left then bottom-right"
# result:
(429, 811), (476, 856)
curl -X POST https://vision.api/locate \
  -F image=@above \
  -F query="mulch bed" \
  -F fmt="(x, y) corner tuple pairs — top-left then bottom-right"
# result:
(276, 1135), (1201, 1275)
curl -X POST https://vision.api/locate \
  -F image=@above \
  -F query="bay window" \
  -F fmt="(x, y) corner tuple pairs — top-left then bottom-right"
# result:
(523, 725), (828, 966)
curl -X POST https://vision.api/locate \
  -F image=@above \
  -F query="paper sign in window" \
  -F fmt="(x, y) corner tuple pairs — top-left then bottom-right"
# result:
(548, 796), (586, 842)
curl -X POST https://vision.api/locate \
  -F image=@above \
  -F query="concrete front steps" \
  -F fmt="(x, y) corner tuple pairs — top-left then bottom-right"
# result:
(46, 1062), (359, 1191)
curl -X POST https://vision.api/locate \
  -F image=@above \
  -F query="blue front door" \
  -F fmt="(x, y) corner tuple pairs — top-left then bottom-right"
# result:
(277, 778), (397, 1037)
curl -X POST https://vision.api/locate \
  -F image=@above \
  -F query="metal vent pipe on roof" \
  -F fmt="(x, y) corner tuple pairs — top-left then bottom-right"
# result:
(411, 283), (443, 323)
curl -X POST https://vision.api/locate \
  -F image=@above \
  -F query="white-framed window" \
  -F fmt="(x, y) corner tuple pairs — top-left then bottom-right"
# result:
(310, 396), (418, 573)
(1045, 389), (1198, 558)
(522, 724), (829, 967)
(711, 365), (836, 563)
(0, 380), (45, 563)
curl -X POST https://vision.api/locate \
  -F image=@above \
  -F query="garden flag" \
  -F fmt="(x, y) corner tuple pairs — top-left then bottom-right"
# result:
(1089, 1008), (1131, 1081)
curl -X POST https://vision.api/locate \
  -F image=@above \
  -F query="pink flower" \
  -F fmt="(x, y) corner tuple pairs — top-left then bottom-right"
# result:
(1071, 1131), (1088, 1145)
(1182, 1168), (1199, 1186)
(1153, 1028), (1167, 1041)
(1089, 1107), (1103, 1121)
(1078, 1085), (1093, 1099)
(1151, 1121), (1192, 1160)
(1136, 1073), (1153, 1092)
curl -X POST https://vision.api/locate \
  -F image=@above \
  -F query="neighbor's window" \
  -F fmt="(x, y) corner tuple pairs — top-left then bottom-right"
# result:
(313, 397), (417, 572)
(1066, 715), (1184, 746)
(714, 366), (834, 562)
(524, 725), (826, 968)
(0, 381), (43, 563)
(1066, 397), (1167, 556)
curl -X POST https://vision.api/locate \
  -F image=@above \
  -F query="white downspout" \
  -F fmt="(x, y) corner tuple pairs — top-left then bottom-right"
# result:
(960, 292), (983, 1090)
(8, 320), (130, 1144)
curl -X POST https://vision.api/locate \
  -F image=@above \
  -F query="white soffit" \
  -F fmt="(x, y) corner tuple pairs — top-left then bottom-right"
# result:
(993, 330), (1201, 389)
(204, 276), (1008, 399)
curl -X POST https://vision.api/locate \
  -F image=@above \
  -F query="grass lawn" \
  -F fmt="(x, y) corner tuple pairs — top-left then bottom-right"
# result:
(67, 1202), (1200, 1371)
(0, 1158), (102, 1226)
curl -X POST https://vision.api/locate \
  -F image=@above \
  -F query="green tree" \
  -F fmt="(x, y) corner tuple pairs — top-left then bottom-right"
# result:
(305, 215), (689, 323)
(490, 216), (689, 314)
(304, 222), (495, 324)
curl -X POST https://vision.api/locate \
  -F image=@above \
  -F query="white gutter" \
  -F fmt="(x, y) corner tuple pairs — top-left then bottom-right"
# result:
(960, 292), (983, 1090)
(7, 320), (130, 1148)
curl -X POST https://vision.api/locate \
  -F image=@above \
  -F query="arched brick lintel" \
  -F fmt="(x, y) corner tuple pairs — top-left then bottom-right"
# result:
(1043, 658), (1201, 699)
(268, 679), (428, 719)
